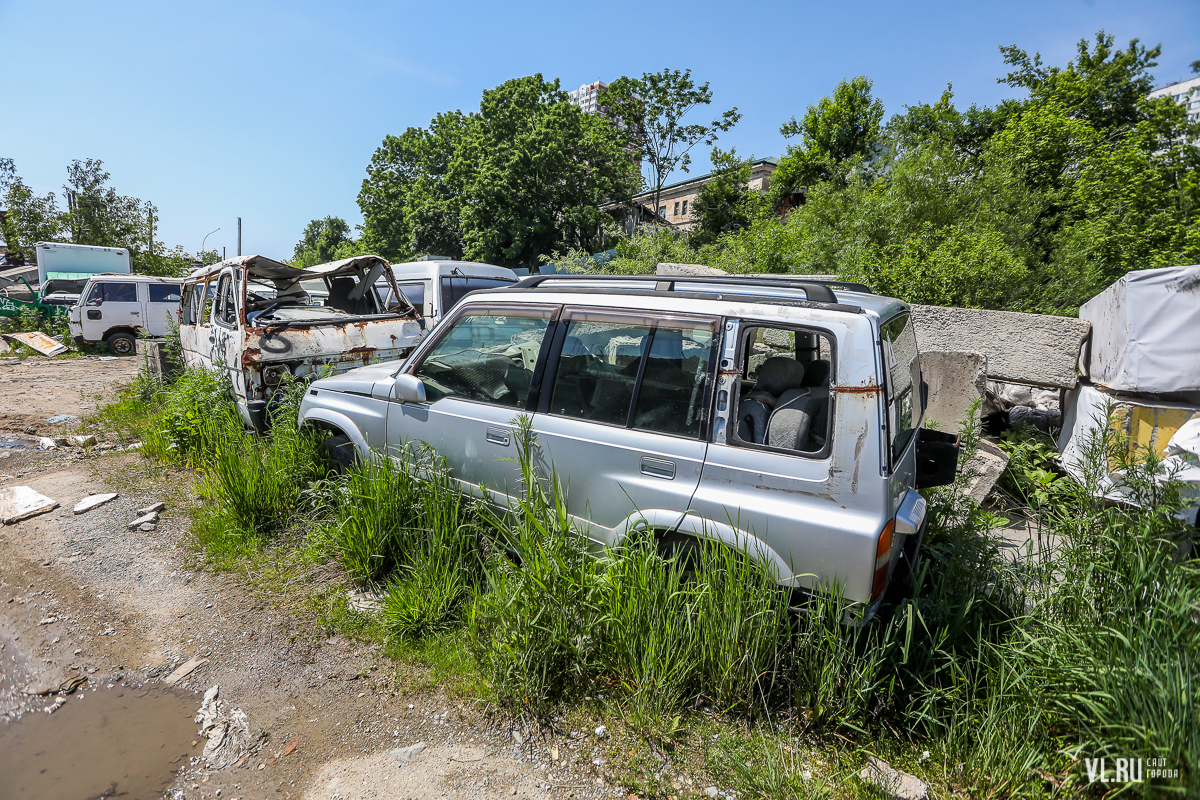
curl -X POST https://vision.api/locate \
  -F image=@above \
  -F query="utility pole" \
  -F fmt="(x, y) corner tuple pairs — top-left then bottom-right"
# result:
(237, 217), (242, 256)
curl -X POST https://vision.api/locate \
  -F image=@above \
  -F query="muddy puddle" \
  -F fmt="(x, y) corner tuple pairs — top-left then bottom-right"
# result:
(0, 686), (199, 800)
(0, 439), (33, 449)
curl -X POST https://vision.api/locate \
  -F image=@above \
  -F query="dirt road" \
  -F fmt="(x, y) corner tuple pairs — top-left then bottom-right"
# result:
(0, 355), (138, 435)
(0, 361), (636, 800)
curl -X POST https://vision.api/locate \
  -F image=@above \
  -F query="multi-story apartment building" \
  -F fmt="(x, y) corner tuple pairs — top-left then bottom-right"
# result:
(568, 81), (608, 115)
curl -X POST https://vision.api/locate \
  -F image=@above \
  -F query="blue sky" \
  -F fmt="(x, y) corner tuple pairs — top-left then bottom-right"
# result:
(3, 0), (1197, 260)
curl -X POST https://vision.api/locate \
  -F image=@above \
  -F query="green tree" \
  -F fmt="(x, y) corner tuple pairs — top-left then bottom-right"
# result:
(358, 111), (472, 261)
(998, 32), (1162, 132)
(600, 69), (740, 219)
(0, 158), (63, 263)
(450, 74), (639, 268)
(689, 148), (768, 246)
(292, 216), (352, 267)
(769, 76), (885, 204)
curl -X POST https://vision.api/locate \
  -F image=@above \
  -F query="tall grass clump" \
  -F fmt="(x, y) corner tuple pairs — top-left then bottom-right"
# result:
(141, 367), (241, 464)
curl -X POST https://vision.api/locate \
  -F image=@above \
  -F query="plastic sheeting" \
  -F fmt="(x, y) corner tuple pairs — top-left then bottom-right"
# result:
(1079, 264), (1200, 393)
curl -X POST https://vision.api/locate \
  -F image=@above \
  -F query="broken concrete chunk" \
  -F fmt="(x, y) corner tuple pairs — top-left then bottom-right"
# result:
(73, 492), (119, 515)
(859, 756), (929, 800)
(137, 501), (166, 516)
(69, 434), (98, 447)
(37, 437), (58, 450)
(387, 742), (427, 763)
(139, 522), (157, 532)
(920, 351), (987, 430)
(128, 511), (159, 529)
(0, 486), (59, 524)
(960, 439), (1010, 506)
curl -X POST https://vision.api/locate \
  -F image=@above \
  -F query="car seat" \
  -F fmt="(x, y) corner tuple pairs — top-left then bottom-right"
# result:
(737, 357), (806, 444)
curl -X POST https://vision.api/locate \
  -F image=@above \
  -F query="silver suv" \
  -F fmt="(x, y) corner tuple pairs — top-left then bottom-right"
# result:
(298, 274), (959, 613)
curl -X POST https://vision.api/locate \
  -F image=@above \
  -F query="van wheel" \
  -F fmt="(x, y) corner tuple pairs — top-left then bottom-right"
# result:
(106, 333), (137, 356)
(319, 434), (358, 474)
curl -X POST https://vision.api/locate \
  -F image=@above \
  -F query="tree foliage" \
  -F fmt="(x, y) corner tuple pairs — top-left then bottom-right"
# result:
(358, 76), (638, 269)
(292, 216), (352, 267)
(689, 148), (768, 246)
(608, 32), (1200, 314)
(1, 158), (199, 276)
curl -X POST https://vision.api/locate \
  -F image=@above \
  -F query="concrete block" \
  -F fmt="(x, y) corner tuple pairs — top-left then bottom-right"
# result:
(135, 338), (179, 377)
(911, 305), (1090, 389)
(960, 438), (1010, 506)
(921, 351), (987, 431)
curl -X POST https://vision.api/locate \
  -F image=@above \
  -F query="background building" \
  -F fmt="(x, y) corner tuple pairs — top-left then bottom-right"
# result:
(1149, 76), (1200, 144)
(607, 157), (779, 233)
(568, 81), (608, 115)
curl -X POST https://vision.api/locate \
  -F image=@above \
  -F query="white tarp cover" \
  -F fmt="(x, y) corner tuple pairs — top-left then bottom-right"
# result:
(1079, 264), (1200, 393)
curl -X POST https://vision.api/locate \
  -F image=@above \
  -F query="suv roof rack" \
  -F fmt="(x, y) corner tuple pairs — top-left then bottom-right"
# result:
(510, 273), (873, 305)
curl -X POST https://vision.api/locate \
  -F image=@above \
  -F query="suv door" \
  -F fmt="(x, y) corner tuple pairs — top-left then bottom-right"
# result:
(387, 304), (557, 506)
(531, 308), (719, 546)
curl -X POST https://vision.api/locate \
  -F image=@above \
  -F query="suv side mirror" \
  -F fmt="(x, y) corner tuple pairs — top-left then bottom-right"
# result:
(393, 373), (427, 403)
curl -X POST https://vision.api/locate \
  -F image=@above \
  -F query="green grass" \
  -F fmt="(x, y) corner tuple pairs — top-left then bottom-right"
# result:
(90, 371), (1199, 798)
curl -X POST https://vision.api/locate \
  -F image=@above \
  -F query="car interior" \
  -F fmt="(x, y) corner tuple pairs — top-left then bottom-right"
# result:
(735, 328), (832, 454)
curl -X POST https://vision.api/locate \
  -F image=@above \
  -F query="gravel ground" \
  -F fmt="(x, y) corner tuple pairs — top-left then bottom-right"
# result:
(0, 443), (687, 800)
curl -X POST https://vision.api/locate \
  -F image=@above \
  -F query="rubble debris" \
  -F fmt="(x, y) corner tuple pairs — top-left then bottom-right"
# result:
(859, 756), (929, 800)
(69, 434), (98, 447)
(128, 511), (159, 529)
(137, 501), (166, 515)
(388, 742), (427, 763)
(73, 493), (119, 514)
(163, 656), (209, 685)
(139, 522), (157, 532)
(1, 331), (68, 357)
(43, 414), (79, 424)
(0, 486), (59, 523)
(37, 437), (58, 450)
(20, 667), (76, 696)
(919, 351), (987, 429)
(911, 305), (1090, 390)
(961, 439), (1010, 506)
(195, 685), (254, 769)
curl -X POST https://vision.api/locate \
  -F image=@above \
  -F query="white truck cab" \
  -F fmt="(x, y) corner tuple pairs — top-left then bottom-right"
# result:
(68, 274), (183, 355)
(379, 259), (518, 328)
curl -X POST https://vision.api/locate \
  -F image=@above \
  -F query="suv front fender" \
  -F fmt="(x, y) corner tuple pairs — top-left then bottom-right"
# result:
(300, 406), (371, 461)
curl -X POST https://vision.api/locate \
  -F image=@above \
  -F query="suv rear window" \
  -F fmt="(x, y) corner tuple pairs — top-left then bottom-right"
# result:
(881, 313), (921, 463)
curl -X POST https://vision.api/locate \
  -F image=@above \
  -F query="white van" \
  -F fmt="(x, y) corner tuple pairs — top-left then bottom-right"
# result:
(379, 259), (518, 328)
(68, 274), (183, 355)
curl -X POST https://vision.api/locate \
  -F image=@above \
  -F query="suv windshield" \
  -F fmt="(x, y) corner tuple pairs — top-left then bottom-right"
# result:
(880, 313), (921, 464)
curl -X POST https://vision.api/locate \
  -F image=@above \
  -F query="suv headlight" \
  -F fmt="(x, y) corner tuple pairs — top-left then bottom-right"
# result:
(262, 364), (291, 386)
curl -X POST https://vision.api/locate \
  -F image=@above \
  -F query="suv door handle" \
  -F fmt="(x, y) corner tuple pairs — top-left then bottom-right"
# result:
(641, 457), (676, 480)
(486, 427), (511, 446)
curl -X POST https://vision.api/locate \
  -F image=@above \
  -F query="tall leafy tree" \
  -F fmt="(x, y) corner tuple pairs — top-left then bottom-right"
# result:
(292, 216), (352, 267)
(451, 75), (640, 268)
(689, 148), (768, 246)
(769, 76), (884, 204)
(0, 158), (63, 264)
(600, 69), (740, 218)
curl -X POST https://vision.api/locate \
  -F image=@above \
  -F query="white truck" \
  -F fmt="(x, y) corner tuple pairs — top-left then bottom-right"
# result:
(35, 242), (132, 308)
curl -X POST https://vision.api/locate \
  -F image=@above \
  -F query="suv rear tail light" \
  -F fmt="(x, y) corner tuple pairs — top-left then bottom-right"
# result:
(872, 519), (895, 599)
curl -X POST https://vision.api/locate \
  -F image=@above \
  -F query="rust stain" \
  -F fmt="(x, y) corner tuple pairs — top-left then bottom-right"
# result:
(833, 385), (882, 395)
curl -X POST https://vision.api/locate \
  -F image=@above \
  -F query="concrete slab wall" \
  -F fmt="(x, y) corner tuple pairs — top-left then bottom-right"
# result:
(911, 305), (1089, 390)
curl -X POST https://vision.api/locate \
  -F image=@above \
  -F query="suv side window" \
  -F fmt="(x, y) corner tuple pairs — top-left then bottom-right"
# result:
(440, 277), (515, 312)
(413, 307), (554, 408)
(545, 310), (717, 439)
(880, 313), (920, 464)
(731, 325), (834, 455)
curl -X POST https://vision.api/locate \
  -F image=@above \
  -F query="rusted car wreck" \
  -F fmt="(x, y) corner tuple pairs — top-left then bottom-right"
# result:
(179, 254), (424, 430)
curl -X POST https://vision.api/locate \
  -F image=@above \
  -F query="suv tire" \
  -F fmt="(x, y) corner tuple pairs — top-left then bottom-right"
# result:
(106, 332), (137, 356)
(320, 434), (358, 474)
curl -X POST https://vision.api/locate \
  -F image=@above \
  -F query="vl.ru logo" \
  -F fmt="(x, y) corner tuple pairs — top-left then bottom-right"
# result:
(1084, 757), (1178, 783)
